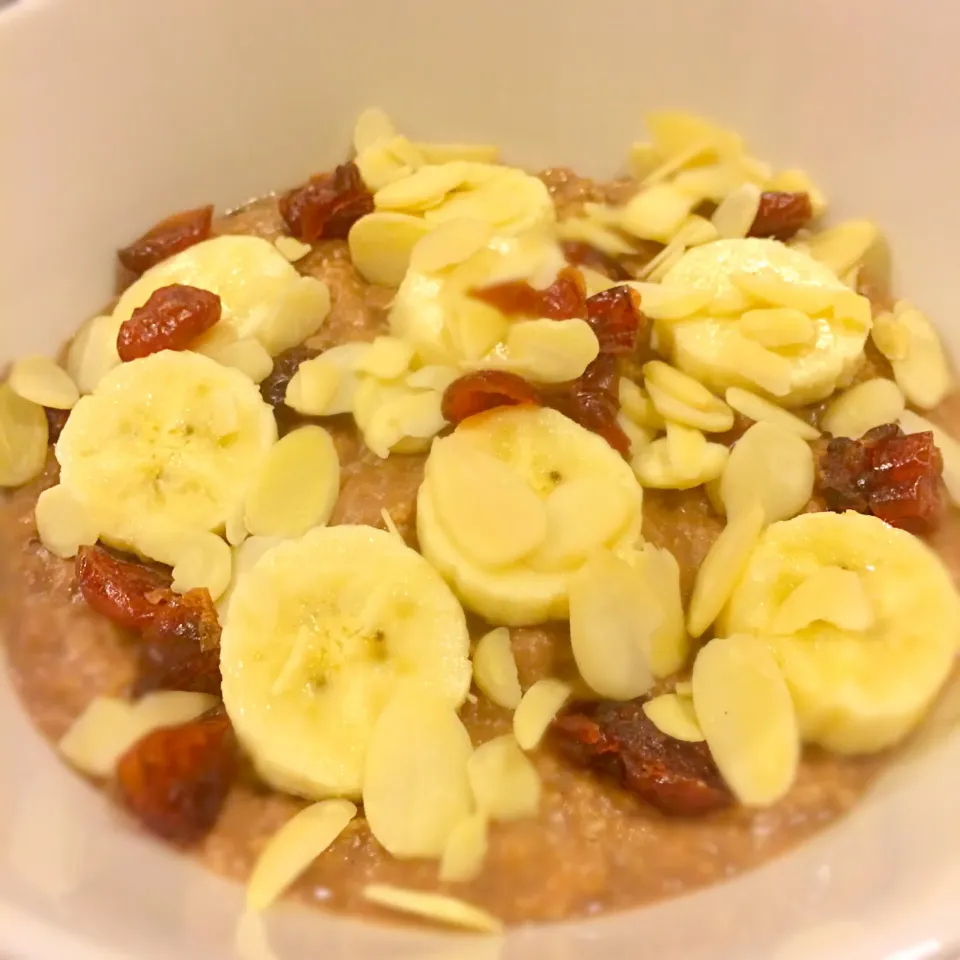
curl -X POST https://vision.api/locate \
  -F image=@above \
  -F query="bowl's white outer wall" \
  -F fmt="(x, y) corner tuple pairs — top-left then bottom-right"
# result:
(1, 1), (959, 958)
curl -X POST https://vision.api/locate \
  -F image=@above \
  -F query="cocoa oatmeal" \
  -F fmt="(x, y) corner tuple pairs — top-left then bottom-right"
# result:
(1, 109), (958, 932)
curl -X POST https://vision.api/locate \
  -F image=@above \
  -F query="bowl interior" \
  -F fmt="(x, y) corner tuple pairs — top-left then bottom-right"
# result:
(1, 1), (958, 957)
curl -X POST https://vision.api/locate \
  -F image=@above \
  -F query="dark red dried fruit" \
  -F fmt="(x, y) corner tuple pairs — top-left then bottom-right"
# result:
(259, 344), (321, 410)
(561, 240), (632, 281)
(117, 205), (214, 276)
(551, 699), (732, 816)
(117, 284), (221, 362)
(470, 266), (588, 320)
(279, 162), (374, 243)
(748, 191), (814, 242)
(135, 589), (222, 697)
(585, 285), (645, 354)
(817, 423), (943, 531)
(44, 407), (69, 444)
(116, 711), (236, 844)
(441, 370), (541, 425)
(76, 545), (174, 631)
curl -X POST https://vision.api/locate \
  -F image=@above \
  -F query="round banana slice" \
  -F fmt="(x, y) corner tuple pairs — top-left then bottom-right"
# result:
(56, 350), (277, 553)
(660, 238), (869, 406)
(220, 525), (472, 799)
(110, 235), (331, 359)
(417, 406), (644, 625)
(721, 512), (960, 754)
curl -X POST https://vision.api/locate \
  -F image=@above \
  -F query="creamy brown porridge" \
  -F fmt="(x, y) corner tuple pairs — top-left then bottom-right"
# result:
(1, 109), (958, 933)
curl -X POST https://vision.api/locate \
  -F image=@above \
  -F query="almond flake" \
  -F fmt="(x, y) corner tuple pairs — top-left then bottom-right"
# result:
(557, 217), (637, 256)
(439, 813), (488, 883)
(363, 884), (503, 934)
(620, 185), (697, 243)
(724, 387), (820, 440)
(643, 693), (704, 742)
(738, 308), (816, 348)
(772, 566), (874, 634)
(711, 183), (762, 239)
(472, 627), (522, 709)
(348, 212), (434, 287)
(284, 358), (339, 416)
(619, 378), (666, 429)
(632, 437), (728, 490)
(10, 355), (79, 410)
(415, 142), (500, 165)
(274, 236), (312, 263)
(513, 678), (571, 750)
(821, 378), (905, 439)
(35, 484), (99, 559)
(627, 282), (712, 322)
(354, 336), (415, 380)
(890, 302), (952, 409)
(804, 220), (879, 277)
(467, 735), (541, 821)
(502, 317), (599, 383)
(0, 383), (49, 488)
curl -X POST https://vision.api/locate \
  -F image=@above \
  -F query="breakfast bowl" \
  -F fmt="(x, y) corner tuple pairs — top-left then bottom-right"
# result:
(1, 1), (959, 958)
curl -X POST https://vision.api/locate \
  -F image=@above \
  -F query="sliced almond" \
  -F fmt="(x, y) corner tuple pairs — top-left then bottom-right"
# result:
(711, 183), (762, 240)
(35, 484), (99, 559)
(472, 627), (522, 710)
(720, 421), (814, 523)
(674, 680), (693, 696)
(247, 800), (357, 910)
(627, 283), (712, 322)
(528, 477), (634, 572)
(738, 308), (816, 348)
(637, 544), (689, 677)
(10, 355), (79, 410)
(664, 422), (708, 479)
(640, 239), (687, 282)
(415, 142), (500, 165)
(284, 358), (339, 416)
(829, 289), (872, 329)
(674, 215), (720, 247)
(375, 164), (472, 212)
(355, 142), (412, 192)
(646, 111), (744, 163)
(871, 311), (910, 361)
(644, 361), (734, 422)
(363, 687), (474, 858)
(166, 531), (233, 601)
(58, 691), (217, 778)
(225, 501), (248, 547)
(672, 164), (749, 203)
(430, 440), (546, 568)
(245, 426), (339, 538)
(467, 734), (541, 821)
(821, 378), (905, 439)
(620, 185), (696, 243)
(771, 566), (873, 634)
(618, 378), (666, 430)
(502, 318), (599, 384)
(725, 387), (820, 440)
(627, 141), (660, 181)
(353, 106), (397, 154)
(66, 314), (121, 394)
(354, 336), (415, 380)
(406, 364), (459, 392)
(216, 535), (283, 624)
(260, 277), (331, 356)
(348, 212), (434, 288)
(730, 270), (835, 315)
(687, 503), (765, 638)
(274, 236), (312, 263)
(645, 383), (735, 433)
(556, 217), (637, 256)
(363, 884), (502, 934)
(632, 437), (728, 490)
(569, 550), (659, 700)
(899, 410), (960, 506)
(804, 220), (879, 277)
(617, 413), (653, 455)
(439, 813), (488, 883)
(0, 382), (49, 487)
(890, 302), (952, 410)
(450, 299), (509, 361)
(426, 172), (545, 231)
(314, 343), (371, 415)
(411, 217), (494, 274)
(643, 693), (704, 742)
(692, 635), (799, 805)
(201, 336), (274, 384)
(513, 678), (571, 751)
(717, 333), (793, 397)
(361, 386), (446, 459)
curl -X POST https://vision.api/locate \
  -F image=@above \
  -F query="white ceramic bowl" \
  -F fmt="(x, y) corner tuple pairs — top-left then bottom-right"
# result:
(1, 1), (959, 957)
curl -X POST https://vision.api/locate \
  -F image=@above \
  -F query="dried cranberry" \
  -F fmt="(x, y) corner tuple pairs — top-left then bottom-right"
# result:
(279, 162), (374, 243)
(441, 370), (541, 425)
(117, 284), (221, 362)
(561, 240), (632, 281)
(76, 545), (174, 631)
(748, 192), (813, 241)
(470, 267), (587, 320)
(585, 285), (645, 354)
(116, 711), (236, 844)
(117, 206), (214, 276)
(552, 699), (732, 816)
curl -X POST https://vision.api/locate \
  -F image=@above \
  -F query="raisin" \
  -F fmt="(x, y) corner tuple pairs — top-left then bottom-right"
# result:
(116, 711), (236, 844)
(817, 423), (944, 531)
(441, 370), (541, 425)
(76, 545), (175, 631)
(551, 699), (732, 816)
(748, 192), (814, 241)
(279, 162), (374, 243)
(44, 407), (69, 444)
(585, 285), (645, 354)
(117, 205), (214, 276)
(134, 589), (222, 698)
(470, 267), (587, 320)
(259, 344), (320, 410)
(117, 284), (221, 362)
(561, 240), (632, 281)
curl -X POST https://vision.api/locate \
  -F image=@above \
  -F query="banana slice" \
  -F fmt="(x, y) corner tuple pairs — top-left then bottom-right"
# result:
(417, 406), (644, 624)
(660, 238), (869, 406)
(220, 525), (471, 799)
(56, 351), (276, 555)
(721, 512), (960, 754)
(110, 235), (331, 359)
